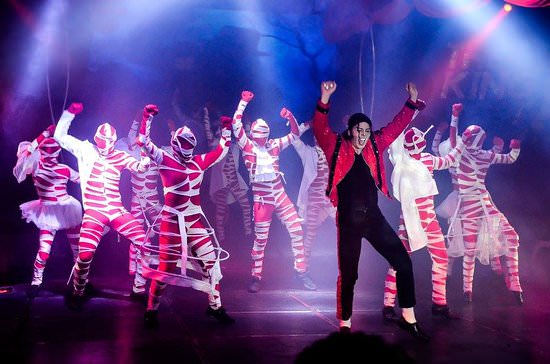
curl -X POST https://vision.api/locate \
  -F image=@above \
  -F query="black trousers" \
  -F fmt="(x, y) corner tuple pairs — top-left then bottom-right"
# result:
(336, 207), (416, 321)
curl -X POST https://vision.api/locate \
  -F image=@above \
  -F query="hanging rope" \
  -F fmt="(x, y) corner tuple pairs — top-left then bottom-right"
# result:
(369, 26), (376, 118)
(46, 27), (71, 125)
(358, 26), (377, 117)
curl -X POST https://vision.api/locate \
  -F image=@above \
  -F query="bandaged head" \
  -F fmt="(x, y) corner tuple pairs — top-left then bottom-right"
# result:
(94, 123), (117, 156)
(250, 118), (270, 146)
(462, 125), (486, 151)
(38, 137), (61, 161)
(404, 125), (433, 156)
(171, 126), (196, 162)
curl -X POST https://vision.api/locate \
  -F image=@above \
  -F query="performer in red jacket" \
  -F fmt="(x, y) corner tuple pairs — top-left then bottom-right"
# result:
(311, 80), (428, 340)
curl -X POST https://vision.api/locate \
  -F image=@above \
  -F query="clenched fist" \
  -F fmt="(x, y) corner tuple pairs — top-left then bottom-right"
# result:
(220, 116), (232, 129)
(68, 102), (84, 115)
(509, 139), (521, 149)
(143, 104), (159, 118)
(280, 107), (293, 119)
(452, 103), (463, 117)
(241, 91), (254, 102)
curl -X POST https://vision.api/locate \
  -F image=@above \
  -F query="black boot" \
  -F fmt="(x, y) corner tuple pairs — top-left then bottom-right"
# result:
(206, 306), (235, 324)
(64, 290), (85, 310)
(513, 291), (524, 305)
(432, 304), (460, 319)
(248, 277), (261, 293)
(296, 272), (317, 291)
(382, 306), (398, 322)
(398, 318), (430, 342)
(464, 291), (473, 303)
(130, 291), (148, 305)
(144, 310), (159, 328)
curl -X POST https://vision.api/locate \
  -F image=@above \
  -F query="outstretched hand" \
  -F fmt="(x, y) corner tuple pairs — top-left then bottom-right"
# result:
(242, 91), (254, 102)
(68, 102), (84, 115)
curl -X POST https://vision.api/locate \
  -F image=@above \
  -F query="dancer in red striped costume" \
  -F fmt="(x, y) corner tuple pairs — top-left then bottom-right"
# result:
(116, 117), (162, 278)
(383, 125), (464, 320)
(201, 106), (252, 243)
(138, 105), (234, 326)
(14, 125), (82, 296)
(231, 91), (316, 293)
(54, 103), (151, 308)
(432, 104), (506, 277)
(447, 122), (523, 304)
(293, 122), (335, 269)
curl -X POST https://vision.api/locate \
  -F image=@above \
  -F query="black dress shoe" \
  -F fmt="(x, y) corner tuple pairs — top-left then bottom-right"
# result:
(206, 306), (235, 324)
(398, 318), (430, 342)
(339, 326), (351, 334)
(464, 291), (473, 303)
(382, 306), (399, 322)
(513, 291), (524, 305)
(432, 304), (460, 319)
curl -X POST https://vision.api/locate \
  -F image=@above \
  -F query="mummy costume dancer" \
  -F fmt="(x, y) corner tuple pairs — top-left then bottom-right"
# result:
(53, 103), (151, 308)
(138, 105), (234, 326)
(432, 104), (506, 276)
(232, 91), (316, 293)
(14, 125), (82, 295)
(383, 126), (463, 319)
(446, 123), (523, 304)
(201, 106), (252, 242)
(115, 118), (162, 277)
(293, 122), (335, 269)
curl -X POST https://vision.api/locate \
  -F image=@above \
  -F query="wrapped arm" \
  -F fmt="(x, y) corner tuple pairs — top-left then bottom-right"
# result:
(53, 110), (86, 159)
(232, 91), (254, 150)
(274, 108), (299, 151)
(138, 104), (164, 165)
(492, 139), (520, 165)
(195, 120), (231, 170)
(433, 139), (464, 170)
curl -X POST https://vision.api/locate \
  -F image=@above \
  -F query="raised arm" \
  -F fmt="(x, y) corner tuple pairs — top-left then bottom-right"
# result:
(375, 83), (425, 151)
(432, 138), (465, 170)
(431, 122), (448, 156)
(273, 107), (300, 151)
(53, 102), (85, 158)
(450, 103), (462, 148)
(312, 81), (338, 157)
(232, 91), (254, 150)
(138, 104), (164, 165)
(491, 139), (521, 165)
(195, 116), (232, 169)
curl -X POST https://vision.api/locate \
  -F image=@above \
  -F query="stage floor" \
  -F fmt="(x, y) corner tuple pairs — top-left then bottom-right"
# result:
(1, 232), (550, 364)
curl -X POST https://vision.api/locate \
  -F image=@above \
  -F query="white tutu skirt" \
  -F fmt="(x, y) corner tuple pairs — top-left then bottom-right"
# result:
(20, 196), (82, 231)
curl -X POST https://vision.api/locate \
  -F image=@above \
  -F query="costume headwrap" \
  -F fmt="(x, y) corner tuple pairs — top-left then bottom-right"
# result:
(38, 137), (61, 161)
(462, 125), (486, 151)
(250, 119), (270, 145)
(404, 125), (433, 156)
(94, 123), (117, 156)
(171, 126), (196, 162)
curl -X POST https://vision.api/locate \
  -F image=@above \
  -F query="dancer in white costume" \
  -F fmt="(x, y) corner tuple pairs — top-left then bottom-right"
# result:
(14, 125), (82, 296)
(383, 125), (463, 320)
(54, 103), (151, 309)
